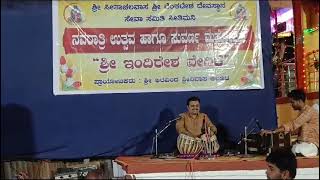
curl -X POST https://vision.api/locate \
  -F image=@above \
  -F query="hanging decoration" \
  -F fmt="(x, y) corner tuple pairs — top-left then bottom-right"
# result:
(304, 50), (319, 71)
(303, 25), (319, 34)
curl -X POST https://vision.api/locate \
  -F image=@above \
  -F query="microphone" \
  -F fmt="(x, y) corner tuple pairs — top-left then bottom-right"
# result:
(255, 119), (263, 130)
(237, 133), (244, 144)
(167, 116), (181, 124)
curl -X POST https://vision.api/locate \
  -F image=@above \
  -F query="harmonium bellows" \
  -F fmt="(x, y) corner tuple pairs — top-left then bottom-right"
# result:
(269, 132), (292, 150)
(246, 132), (291, 154)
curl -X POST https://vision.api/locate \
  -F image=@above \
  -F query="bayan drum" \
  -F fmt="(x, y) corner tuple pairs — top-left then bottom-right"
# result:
(177, 134), (203, 155)
(202, 134), (220, 155)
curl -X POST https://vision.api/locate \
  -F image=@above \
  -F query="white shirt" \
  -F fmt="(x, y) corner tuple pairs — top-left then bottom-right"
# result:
(312, 103), (319, 112)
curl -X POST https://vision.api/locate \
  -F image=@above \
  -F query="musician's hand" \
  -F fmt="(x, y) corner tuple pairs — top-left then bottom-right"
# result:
(272, 128), (283, 134)
(260, 129), (273, 135)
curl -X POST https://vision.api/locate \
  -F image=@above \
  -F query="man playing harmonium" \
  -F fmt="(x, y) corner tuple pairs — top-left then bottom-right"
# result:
(261, 89), (319, 157)
(176, 96), (219, 155)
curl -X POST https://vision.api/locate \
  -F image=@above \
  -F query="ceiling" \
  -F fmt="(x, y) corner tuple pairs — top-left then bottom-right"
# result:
(269, 0), (292, 10)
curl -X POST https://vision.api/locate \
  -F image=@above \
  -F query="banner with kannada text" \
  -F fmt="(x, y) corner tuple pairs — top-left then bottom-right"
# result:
(52, 1), (264, 95)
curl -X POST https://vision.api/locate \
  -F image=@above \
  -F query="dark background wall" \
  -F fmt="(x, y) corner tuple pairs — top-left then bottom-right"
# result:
(1, 1), (277, 160)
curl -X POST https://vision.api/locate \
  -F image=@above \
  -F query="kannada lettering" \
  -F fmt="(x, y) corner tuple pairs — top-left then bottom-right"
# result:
(164, 2), (194, 9)
(187, 54), (229, 68)
(63, 26), (253, 54)
(146, 15), (165, 22)
(93, 58), (116, 73)
(171, 32), (199, 44)
(182, 76), (208, 84)
(123, 56), (180, 69)
(71, 33), (106, 50)
(140, 33), (166, 45)
(155, 77), (179, 83)
(94, 78), (136, 86)
(124, 16), (143, 22)
(110, 33), (135, 50)
(168, 15), (196, 21)
(91, 2), (226, 12)
(104, 4), (149, 10)
(196, 2), (225, 11)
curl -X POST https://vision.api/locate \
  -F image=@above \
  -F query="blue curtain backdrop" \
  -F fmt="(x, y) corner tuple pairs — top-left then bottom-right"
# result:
(1, 1), (277, 160)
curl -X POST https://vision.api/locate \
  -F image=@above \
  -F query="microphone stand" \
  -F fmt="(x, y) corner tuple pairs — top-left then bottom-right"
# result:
(151, 117), (180, 158)
(239, 118), (259, 158)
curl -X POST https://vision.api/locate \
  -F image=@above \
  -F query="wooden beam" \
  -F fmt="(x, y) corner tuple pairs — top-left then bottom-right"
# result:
(292, 0), (306, 90)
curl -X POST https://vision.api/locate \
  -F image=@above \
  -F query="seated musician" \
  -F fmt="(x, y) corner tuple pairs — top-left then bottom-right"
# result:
(261, 89), (319, 157)
(176, 96), (219, 153)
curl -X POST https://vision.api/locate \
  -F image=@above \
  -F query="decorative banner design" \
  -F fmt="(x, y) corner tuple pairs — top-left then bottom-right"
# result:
(52, 1), (264, 95)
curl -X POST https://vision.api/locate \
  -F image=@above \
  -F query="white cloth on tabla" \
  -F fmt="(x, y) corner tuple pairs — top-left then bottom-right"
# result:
(291, 142), (318, 157)
(312, 103), (319, 112)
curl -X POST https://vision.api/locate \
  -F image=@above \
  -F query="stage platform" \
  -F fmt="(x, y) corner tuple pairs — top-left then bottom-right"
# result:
(113, 155), (319, 179)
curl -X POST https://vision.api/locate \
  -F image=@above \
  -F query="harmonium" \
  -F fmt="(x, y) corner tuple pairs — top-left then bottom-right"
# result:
(247, 132), (292, 154)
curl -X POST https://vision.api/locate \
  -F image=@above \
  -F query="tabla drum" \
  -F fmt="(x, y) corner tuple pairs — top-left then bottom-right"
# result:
(177, 134), (203, 155)
(202, 135), (220, 154)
